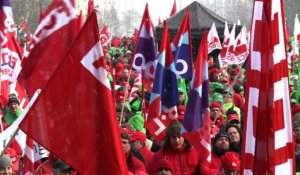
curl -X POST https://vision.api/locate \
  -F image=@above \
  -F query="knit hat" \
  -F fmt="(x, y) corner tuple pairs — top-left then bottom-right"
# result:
(128, 112), (146, 133)
(210, 102), (221, 109)
(213, 130), (230, 145)
(233, 84), (244, 94)
(0, 154), (12, 169)
(130, 131), (146, 142)
(211, 93), (223, 103)
(222, 89), (233, 97)
(155, 159), (173, 173)
(8, 94), (20, 105)
(210, 82), (224, 93)
(53, 160), (70, 170)
(166, 122), (182, 137)
(209, 68), (221, 76)
(221, 152), (240, 170)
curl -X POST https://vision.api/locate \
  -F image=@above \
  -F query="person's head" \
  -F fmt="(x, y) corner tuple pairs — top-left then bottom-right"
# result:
(209, 68), (221, 82)
(8, 94), (20, 113)
(178, 88), (186, 105)
(0, 154), (13, 175)
(122, 69), (130, 78)
(226, 125), (241, 145)
(233, 84), (244, 97)
(155, 159), (173, 175)
(220, 152), (240, 175)
(210, 102), (222, 119)
(121, 131), (131, 154)
(5, 148), (18, 173)
(293, 121), (300, 142)
(130, 131), (146, 150)
(164, 122), (190, 150)
(52, 160), (71, 175)
(226, 109), (241, 128)
(213, 130), (230, 156)
(222, 90), (233, 103)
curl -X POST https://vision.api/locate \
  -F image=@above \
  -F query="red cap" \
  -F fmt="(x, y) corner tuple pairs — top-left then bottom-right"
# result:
(210, 102), (221, 109)
(221, 152), (240, 170)
(115, 63), (124, 72)
(5, 148), (19, 173)
(130, 131), (146, 142)
(227, 114), (240, 122)
(155, 159), (173, 173)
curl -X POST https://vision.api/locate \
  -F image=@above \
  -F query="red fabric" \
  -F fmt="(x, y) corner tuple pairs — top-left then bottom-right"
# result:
(220, 152), (240, 170)
(233, 92), (245, 114)
(130, 131), (147, 142)
(139, 145), (154, 168)
(19, 12), (128, 175)
(87, 0), (94, 15)
(147, 147), (199, 175)
(21, 137), (34, 175)
(126, 152), (146, 174)
(170, 0), (177, 16)
(211, 115), (224, 129)
(199, 152), (221, 175)
(18, 0), (81, 97)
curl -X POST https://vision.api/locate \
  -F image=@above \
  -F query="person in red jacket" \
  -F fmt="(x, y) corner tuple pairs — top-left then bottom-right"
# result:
(200, 130), (230, 175)
(130, 131), (154, 168)
(121, 131), (146, 174)
(147, 122), (199, 175)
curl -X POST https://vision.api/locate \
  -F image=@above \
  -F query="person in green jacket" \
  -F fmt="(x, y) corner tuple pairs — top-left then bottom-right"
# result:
(3, 94), (21, 126)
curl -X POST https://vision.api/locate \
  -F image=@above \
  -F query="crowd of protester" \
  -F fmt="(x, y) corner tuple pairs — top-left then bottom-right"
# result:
(1, 33), (300, 175)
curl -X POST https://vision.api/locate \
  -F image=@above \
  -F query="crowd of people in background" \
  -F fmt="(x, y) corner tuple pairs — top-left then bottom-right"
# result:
(1, 30), (300, 174)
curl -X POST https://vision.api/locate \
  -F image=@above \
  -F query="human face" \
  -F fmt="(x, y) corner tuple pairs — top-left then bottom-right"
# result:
(157, 169), (172, 175)
(9, 102), (19, 113)
(132, 140), (143, 150)
(170, 135), (185, 149)
(210, 107), (221, 119)
(227, 127), (240, 144)
(178, 93), (185, 105)
(215, 137), (230, 150)
(122, 139), (131, 153)
(0, 166), (12, 175)
(294, 127), (300, 139)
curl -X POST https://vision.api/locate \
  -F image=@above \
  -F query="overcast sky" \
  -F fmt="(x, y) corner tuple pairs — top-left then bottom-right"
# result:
(98, 0), (197, 25)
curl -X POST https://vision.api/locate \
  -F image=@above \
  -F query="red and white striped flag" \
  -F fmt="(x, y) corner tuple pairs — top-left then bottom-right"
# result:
(129, 74), (141, 101)
(21, 137), (34, 175)
(242, 0), (295, 174)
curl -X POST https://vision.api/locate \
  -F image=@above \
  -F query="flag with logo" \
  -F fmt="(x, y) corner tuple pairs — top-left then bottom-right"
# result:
(241, 0), (295, 174)
(146, 21), (178, 141)
(19, 12), (128, 175)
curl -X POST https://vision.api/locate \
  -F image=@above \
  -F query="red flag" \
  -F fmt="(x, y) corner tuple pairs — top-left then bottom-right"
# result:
(18, 0), (81, 97)
(21, 137), (34, 175)
(19, 12), (128, 175)
(170, 0), (177, 17)
(182, 31), (211, 162)
(0, 0), (23, 107)
(241, 0), (295, 174)
(39, 3), (44, 22)
(87, 0), (94, 15)
(100, 23), (111, 47)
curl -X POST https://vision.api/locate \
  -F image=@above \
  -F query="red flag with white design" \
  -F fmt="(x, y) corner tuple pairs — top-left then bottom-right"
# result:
(0, 0), (23, 107)
(233, 26), (249, 64)
(19, 11), (128, 175)
(18, 0), (81, 97)
(100, 23), (111, 47)
(218, 21), (230, 67)
(241, 0), (295, 174)
(207, 22), (222, 54)
(21, 137), (34, 175)
(129, 74), (141, 101)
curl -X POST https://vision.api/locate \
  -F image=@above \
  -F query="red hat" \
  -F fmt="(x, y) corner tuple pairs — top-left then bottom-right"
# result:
(210, 102), (221, 109)
(292, 104), (300, 116)
(115, 63), (124, 72)
(227, 114), (240, 122)
(5, 148), (19, 173)
(177, 105), (186, 121)
(221, 152), (240, 170)
(130, 131), (146, 142)
(209, 68), (221, 75)
(155, 159), (173, 173)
